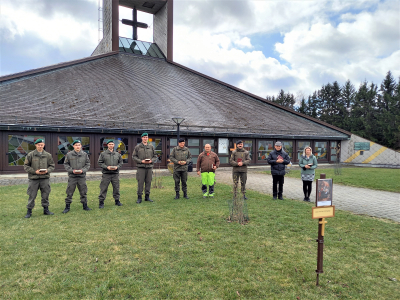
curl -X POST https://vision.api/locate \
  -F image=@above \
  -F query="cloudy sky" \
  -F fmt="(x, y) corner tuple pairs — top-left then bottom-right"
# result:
(1, 0), (399, 100)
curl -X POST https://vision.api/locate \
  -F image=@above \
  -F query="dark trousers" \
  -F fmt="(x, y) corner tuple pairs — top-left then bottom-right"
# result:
(65, 177), (88, 204)
(303, 180), (312, 197)
(136, 168), (153, 195)
(173, 170), (188, 193)
(272, 175), (284, 197)
(27, 178), (51, 209)
(233, 172), (247, 195)
(99, 173), (120, 202)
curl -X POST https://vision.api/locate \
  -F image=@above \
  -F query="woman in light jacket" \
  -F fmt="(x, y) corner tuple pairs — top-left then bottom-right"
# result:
(298, 146), (318, 202)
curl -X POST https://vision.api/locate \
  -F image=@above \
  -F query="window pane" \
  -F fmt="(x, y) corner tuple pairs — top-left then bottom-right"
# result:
(258, 140), (273, 160)
(188, 139), (199, 146)
(297, 141), (311, 160)
(190, 148), (200, 156)
(203, 139), (215, 152)
(8, 135), (44, 166)
(218, 138), (229, 154)
(120, 38), (133, 53)
(149, 138), (163, 163)
(330, 141), (338, 162)
(219, 157), (229, 164)
(170, 138), (177, 147)
(192, 157), (198, 165)
(100, 137), (129, 163)
(315, 141), (328, 160)
(243, 140), (253, 159)
(58, 136), (90, 164)
(281, 141), (293, 159)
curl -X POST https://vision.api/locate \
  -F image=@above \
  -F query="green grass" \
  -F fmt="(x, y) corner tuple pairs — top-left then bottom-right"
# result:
(264, 167), (400, 192)
(1, 176), (399, 299)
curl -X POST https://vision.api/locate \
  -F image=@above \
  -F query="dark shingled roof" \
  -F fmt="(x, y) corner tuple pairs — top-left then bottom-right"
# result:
(0, 53), (350, 139)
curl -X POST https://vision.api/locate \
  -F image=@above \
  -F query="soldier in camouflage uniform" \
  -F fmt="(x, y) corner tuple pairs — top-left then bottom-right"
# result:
(23, 139), (55, 218)
(229, 140), (251, 199)
(132, 133), (158, 203)
(169, 138), (192, 199)
(98, 139), (123, 208)
(62, 140), (92, 213)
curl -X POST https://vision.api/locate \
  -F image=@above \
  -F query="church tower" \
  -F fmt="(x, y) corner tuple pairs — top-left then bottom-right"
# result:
(92, 0), (173, 61)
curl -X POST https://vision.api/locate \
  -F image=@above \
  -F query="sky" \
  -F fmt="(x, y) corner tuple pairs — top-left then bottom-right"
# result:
(1, 0), (399, 101)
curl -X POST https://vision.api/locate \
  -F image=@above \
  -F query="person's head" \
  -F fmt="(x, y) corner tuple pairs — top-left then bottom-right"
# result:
(178, 138), (185, 148)
(34, 139), (45, 152)
(274, 141), (282, 151)
(141, 133), (148, 144)
(204, 144), (211, 153)
(236, 140), (243, 149)
(107, 140), (115, 152)
(72, 141), (82, 152)
(304, 146), (312, 156)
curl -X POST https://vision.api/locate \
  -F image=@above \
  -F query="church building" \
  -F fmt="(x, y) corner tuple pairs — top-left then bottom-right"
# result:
(0, 0), (352, 174)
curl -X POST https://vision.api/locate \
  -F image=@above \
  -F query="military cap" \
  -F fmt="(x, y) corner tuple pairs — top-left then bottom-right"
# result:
(141, 133), (148, 137)
(34, 139), (44, 144)
(105, 139), (114, 145)
(236, 140), (243, 145)
(72, 140), (81, 145)
(178, 138), (185, 143)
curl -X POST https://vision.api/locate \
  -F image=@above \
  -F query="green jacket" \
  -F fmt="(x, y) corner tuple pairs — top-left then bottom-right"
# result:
(64, 150), (90, 177)
(132, 143), (158, 168)
(298, 155), (318, 175)
(230, 148), (251, 172)
(170, 146), (192, 171)
(98, 149), (123, 174)
(23, 150), (55, 180)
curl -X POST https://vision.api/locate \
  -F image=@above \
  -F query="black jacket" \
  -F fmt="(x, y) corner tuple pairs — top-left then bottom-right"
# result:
(267, 149), (291, 176)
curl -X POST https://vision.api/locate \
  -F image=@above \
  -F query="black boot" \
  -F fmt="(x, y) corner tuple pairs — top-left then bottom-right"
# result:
(62, 204), (70, 214)
(145, 194), (153, 202)
(83, 203), (92, 211)
(43, 207), (54, 215)
(136, 195), (142, 204)
(243, 194), (248, 200)
(174, 192), (180, 199)
(115, 200), (123, 206)
(24, 209), (32, 218)
(99, 201), (104, 209)
(278, 195), (284, 200)
(183, 192), (189, 199)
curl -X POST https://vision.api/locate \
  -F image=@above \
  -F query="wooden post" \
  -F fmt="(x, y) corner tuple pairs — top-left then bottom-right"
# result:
(316, 173), (326, 285)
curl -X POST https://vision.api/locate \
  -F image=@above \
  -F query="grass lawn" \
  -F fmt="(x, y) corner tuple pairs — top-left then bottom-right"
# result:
(264, 167), (400, 193)
(1, 176), (399, 299)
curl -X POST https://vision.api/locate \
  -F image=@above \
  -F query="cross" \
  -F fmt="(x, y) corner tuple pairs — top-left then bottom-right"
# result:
(121, 7), (148, 40)
(319, 218), (328, 236)
(230, 143), (237, 152)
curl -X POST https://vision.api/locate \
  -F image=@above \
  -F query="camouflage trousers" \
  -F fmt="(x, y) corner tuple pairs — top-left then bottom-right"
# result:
(136, 168), (153, 196)
(233, 172), (247, 196)
(26, 178), (51, 209)
(99, 173), (120, 202)
(65, 176), (88, 204)
(173, 170), (188, 193)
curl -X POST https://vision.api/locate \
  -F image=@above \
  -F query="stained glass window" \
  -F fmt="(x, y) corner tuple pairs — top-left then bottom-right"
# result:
(297, 141), (311, 160)
(8, 135), (44, 166)
(243, 140), (253, 159)
(58, 137), (90, 164)
(100, 137), (129, 163)
(281, 141), (293, 160)
(258, 140), (274, 160)
(315, 141), (328, 160)
(149, 138), (163, 163)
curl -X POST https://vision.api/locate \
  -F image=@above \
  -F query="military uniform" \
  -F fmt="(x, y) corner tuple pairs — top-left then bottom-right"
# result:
(98, 148), (123, 207)
(230, 147), (251, 198)
(63, 149), (91, 211)
(169, 145), (192, 199)
(23, 148), (55, 217)
(132, 141), (158, 202)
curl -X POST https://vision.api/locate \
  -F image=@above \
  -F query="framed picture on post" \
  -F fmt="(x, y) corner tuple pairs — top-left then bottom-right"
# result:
(316, 179), (333, 207)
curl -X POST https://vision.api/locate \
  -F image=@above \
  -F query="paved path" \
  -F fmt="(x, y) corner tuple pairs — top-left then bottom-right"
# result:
(214, 170), (400, 223)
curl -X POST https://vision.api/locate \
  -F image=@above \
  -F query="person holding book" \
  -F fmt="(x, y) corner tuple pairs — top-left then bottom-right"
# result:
(132, 133), (158, 203)
(170, 138), (192, 199)
(267, 141), (291, 200)
(298, 146), (318, 202)
(197, 144), (220, 198)
(97, 139), (124, 208)
(229, 140), (251, 199)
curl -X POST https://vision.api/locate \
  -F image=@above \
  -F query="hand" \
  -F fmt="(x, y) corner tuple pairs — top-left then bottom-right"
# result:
(238, 162), (243, 166)
(73, 170), (82, 174)
(142, 160), (150, 164)
(305, 165), (310, 169)
(36, 169), (47, 175)
(277, 159), (283, 163)
(197, 171), (200, 175)
(179, 161), (186, 165)
(212, 166), (217, 170)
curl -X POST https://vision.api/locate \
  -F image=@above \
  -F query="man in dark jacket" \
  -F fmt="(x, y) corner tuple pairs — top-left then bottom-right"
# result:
(63, 140), (92, 213)
(229, 140), (251, 199)
(98, 140), (123, 208)
(196, 144), (220, 198)
(267, 141), (291, 200)
(23, 139), (55, 218)
(170, 138), (192, 199)
(132, 133), (158, 203)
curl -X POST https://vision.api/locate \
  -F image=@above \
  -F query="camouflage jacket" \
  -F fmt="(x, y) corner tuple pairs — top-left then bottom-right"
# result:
(169, 146), (192, 171)
(230, 148), (251, 172)
(64, 150), (90, 177)
(24, 150), (55, 180)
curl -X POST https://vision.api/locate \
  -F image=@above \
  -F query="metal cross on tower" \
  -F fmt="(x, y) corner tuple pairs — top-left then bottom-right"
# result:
(121, 7), (148, 40)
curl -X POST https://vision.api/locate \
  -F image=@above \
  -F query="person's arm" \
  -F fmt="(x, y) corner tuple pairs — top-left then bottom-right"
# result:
(298, 156), (305, 168)
(310, 156), (318, 169)
(81, 153), (90, 173)
(63, 154), (73, 174)
(169, 148), (179, 165)
(215, 154), (220, 168)
(283, 153), (291, 165)
(23, 153), (36, 174)
(132, 146), (142, 164)
(98, 152), (108, 170)
(186, 149), (192, 165)
(267, 152), (276, 165)
(116, 153), (123, 169)
(229, 151), (238, 166)
(196, 154), (202, 174)
(243, 151), (251, 166)
(47, 153), (55, 173)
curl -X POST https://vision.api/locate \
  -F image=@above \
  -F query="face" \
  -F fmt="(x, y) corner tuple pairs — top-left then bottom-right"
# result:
(204, 144), (211, 152)
(275, 145), (282, 151)
(237, 143), (243, 149)
(178, 141), (185, 148)
(142, 136), (148, 143)
(73, 143), (82, 152)
(108, 142), (115, 151)
(35, 142), (45, 152)
(305, 148), (311, 155)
